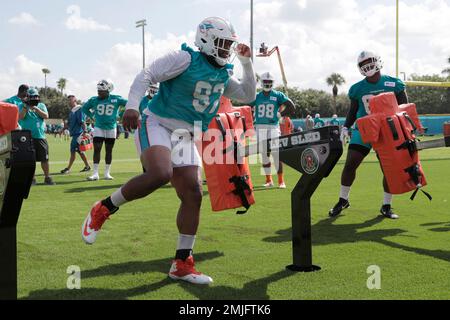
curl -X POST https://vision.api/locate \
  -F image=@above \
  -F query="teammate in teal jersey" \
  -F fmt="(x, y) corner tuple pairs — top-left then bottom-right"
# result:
(3, 84), (29, 129)
(250, 72), (295, 189)
(82, 80), (127, 181)
(313, 113), (325, 128)
(19, 87), (55, 185)
(81, 17), (256, 285)
(329, 114), (340, 126)
(329, 51), (408, 220)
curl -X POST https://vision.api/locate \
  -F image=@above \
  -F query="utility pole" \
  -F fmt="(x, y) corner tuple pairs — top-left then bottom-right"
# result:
(136, 19), (147, 69)
(250, 0), (254, 62)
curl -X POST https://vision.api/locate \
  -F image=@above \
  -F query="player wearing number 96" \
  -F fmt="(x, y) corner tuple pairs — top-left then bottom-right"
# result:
(250, 71), (295, 189)
(329, 51), (408, 220)
(82, 80), (128, 181)
(81, 17), (256, 285)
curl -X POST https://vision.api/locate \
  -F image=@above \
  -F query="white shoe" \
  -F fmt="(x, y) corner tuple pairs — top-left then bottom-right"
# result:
(104, 173), (114, 180)
(279, 182), (287, 189)
(87, 173), (99, 181)
(168, 256), (213, 285)
(263, 181), (274, 187)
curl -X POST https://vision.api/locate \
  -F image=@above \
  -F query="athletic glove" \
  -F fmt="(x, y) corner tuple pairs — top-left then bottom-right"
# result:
(340, 126), (349, 143)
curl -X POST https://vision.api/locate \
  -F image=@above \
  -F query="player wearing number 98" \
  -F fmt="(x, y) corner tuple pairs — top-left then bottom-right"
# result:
(329, 51), (408, 220)
(250, 72), (295, 189)
(80, 17), (256, 285)
(82, 80), (128, 181)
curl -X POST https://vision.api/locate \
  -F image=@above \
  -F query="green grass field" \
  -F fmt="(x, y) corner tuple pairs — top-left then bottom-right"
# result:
(17, 134), (450, 300)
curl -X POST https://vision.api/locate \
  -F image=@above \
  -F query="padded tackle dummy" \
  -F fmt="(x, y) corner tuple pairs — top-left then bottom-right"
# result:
(356, 92), (429, 199)
(203, 97), (255, 214)
(0, 102), (19, 135)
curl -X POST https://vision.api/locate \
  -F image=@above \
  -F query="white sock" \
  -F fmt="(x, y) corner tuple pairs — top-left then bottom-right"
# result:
(111, 188), (127, 207)
(339, 185), (351, 200)
(383, 192), (393, 205)
(93, 163), (99, 175)
(177, 234), (196, 250)
(105, 164), (111, 176)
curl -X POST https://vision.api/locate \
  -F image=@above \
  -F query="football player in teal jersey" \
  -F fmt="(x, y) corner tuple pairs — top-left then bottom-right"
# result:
(250, 72), (295, 189)
(82, 80), (127, 181)
(313, 113), (325, 128)
(329, 114), (340, 126)
(81, 17), (256, 285)
(329, 51), (408, 220)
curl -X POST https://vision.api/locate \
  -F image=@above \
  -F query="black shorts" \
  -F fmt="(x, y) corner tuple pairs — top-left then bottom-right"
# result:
(348, 143), (371, 157)
(33, 138), (49, 162)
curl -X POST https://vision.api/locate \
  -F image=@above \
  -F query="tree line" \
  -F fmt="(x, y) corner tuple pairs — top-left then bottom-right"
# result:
(39, 57), (450, 120)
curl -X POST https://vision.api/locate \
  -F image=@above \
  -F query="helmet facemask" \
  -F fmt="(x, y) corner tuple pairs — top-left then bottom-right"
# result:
(209, 37), (237, 66)
(262, 80), (273, 92)
(148, 85), (159, 98)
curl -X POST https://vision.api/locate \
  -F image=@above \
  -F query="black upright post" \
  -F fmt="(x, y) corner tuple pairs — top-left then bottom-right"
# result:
(288, 176), (323, 271)
(272, 126), (343, 272)
(0, 130), (35, 300)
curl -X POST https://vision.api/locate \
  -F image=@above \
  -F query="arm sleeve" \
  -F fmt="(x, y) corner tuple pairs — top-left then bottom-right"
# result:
(344, 99), (359, 128)
(395, 90), (408, 105)
(278, 91), (289, 105)
(125, 50), (191, 111)
(223, 56), (257, 103)
(119, 96), (128, 106)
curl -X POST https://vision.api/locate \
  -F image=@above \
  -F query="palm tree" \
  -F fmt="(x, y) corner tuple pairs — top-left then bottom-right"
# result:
(326, 73), (346, 114)
(42, 68), (51, 95)
(442, 56), (450, 77)
(57, 78), (67, 95)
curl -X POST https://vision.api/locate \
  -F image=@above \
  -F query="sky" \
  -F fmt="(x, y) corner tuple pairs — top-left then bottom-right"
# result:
(1, 0), (449, 101)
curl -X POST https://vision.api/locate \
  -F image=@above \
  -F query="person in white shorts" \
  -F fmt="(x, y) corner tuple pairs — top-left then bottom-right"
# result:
(249, 72), (295, 188)
(81, 17), (256, 285)
(82, 80), (127, 180)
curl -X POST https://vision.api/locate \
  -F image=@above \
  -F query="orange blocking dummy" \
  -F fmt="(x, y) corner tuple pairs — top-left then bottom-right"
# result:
(356, 92), (428, 198)
(202, 97), (255, 214)
(0, 102), (19, 135)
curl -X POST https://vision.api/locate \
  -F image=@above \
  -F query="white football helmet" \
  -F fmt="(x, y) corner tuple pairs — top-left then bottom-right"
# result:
(195, 17), (238, 66)
(357, 51), (383, 77)
(97, 79), (114, 92)
(148, 84), (159, 98)
(260, 72), (274, 92)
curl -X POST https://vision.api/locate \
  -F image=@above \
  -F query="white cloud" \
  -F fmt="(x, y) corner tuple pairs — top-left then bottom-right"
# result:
(8, 12), (40, 26)
(81, 32), (197, 101)
(65, 5), (123, 32)
(0, 55), (47, 98)
(238, 0), (450, 93)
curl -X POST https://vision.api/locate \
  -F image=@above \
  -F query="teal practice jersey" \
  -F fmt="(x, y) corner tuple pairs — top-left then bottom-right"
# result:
(18, 102), (47, 139)
(4, 95), (23, 109)
(250, 90), (289, 125)
(82, 94), (128, 130)
(330, 119), (340, 126)
(149, 44), (233, 132)
(348, 75), (406, 120)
